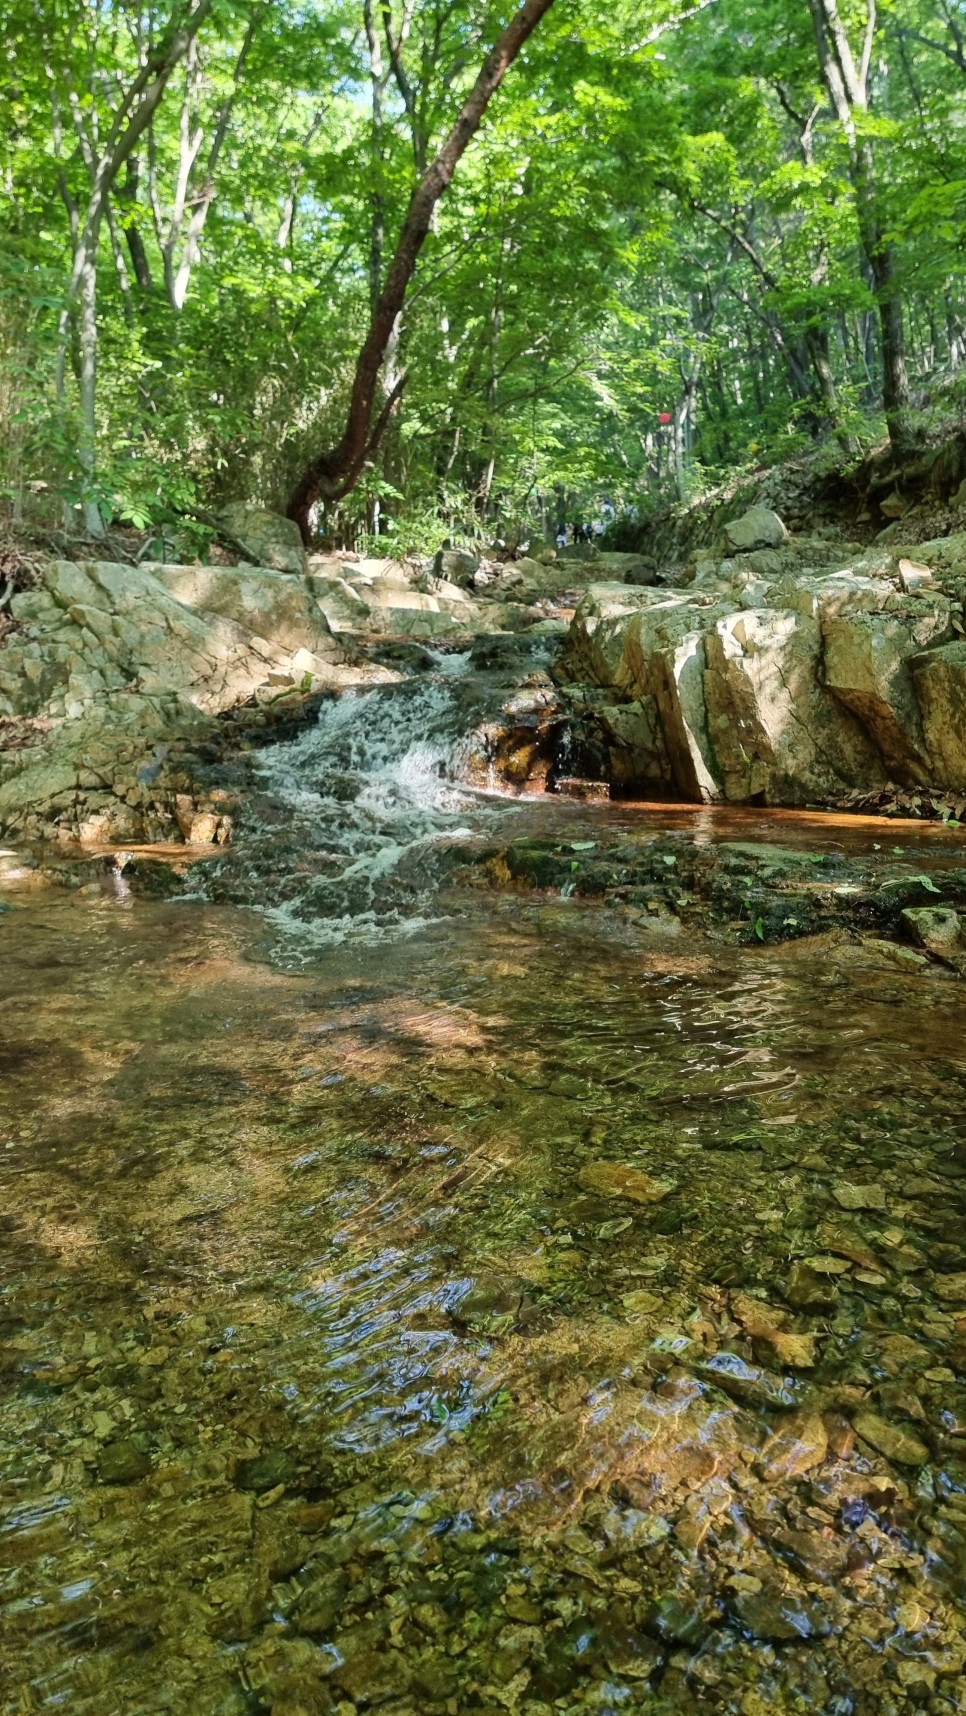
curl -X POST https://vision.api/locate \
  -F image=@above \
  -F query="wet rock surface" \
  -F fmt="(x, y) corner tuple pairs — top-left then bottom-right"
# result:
(459, 816), (966, 956)
(0, 540), (579, 846)
(0, 556), (400, 843)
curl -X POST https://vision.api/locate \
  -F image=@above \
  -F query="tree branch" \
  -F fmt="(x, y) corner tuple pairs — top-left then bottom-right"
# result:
(286, 0), (558, 538)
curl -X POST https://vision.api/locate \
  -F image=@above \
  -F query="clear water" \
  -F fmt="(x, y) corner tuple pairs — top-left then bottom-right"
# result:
(3, 670), (966, 1715)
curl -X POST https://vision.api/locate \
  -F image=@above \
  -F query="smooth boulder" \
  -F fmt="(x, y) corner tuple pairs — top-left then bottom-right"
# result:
(723, 507), (788, 554)
(219, 503), (307, 575)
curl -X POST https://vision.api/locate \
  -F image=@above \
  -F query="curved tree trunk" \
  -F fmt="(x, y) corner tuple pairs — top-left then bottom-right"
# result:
(285, 0), (558, 543)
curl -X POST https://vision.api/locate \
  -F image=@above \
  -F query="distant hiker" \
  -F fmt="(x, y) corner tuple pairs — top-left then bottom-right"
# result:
(555, 526), (567, 549)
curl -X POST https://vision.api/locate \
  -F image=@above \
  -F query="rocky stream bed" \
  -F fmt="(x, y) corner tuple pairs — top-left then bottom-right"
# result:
(3, 509), (966, 1715)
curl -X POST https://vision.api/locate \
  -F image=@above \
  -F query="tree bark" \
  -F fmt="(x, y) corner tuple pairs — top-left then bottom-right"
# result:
(806, 0), (913, 458)
(285, 0), (558, 542)
(46, 0), (213, 535)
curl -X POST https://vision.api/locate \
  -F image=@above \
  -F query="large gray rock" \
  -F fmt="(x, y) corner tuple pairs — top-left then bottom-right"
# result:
(555, 543), (966, 806)
(219, 504), (307, 575)
(703, 609), (883, 802)
(433, 548), (480, 587)
(5, 560), (350, 719)
(559, 588), (733, 799)
(911, 641), (966, 791)
(822, 607), (950, 783)
(0, 557), (399, 841)
(651, 630), (721, 801)
(154, 564), (334, 655)
(596, 697), (670, 792)
(308, 556), (486, 637)
(723, 507), (788, 554)
(0, 691), (215, 841)
(0, 559), (372, 724)
(593, 551), (656, 585)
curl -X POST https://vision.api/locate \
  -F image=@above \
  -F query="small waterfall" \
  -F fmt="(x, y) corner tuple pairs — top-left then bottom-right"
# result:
(237, 669), (499, 951)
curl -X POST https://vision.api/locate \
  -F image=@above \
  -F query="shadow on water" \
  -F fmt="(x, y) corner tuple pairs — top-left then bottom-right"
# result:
(3, 667), (966, 1713)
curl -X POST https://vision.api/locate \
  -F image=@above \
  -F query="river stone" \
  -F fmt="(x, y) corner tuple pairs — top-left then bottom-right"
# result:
(454, 1274), (537, 1334)
(772, 1525), (849, 1584)
(234, 1450), (297, 1493)
(758, 1411), (828, 1481)
(96, 1438), (152, 1485)
(694, 1351), (799, 1409)
(731, 1585), (827, 1642)
(853, 1410), (929, 1466)
(330, 1624), (412, 1701)
(803, 1254), (851, 1275)
(577, 1161), (674, 1202)
(816, 1227), (884, 1272)
(730, 1292), (817, 1367)
(763, 1330), (817, 1368)
(783, 1261), (840, 1309)
(933, 1272), (966, 1301)
(219, 503), (307, 574)
(831, 1181), (887, 1211)
(902, 906), (963, 956)
(645, 1593), (712, 1647)
(723, 508), (788, 553)
(294, 1570), (349, 1636)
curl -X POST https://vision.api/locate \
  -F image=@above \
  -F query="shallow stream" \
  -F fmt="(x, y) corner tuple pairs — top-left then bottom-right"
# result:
(3, 661), (966, 1715)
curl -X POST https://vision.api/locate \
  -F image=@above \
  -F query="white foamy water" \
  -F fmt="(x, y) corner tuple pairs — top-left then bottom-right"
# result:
(243, 672), (499, 951)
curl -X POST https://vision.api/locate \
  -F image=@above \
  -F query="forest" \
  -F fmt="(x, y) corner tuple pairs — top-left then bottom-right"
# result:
(3, 0), (966, 551)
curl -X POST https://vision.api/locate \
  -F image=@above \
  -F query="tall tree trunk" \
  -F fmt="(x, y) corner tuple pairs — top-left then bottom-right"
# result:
(46, 0), (213, 534)
(862, 212), (911, 447)
(806, 0), (914, 457)
(364, 0), (388, 320)
(76, 248), (104, 537)
(285, 0), (558, 542)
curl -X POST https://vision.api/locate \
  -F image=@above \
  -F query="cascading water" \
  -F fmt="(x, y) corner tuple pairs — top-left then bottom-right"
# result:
(230, 660), (536, 951)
